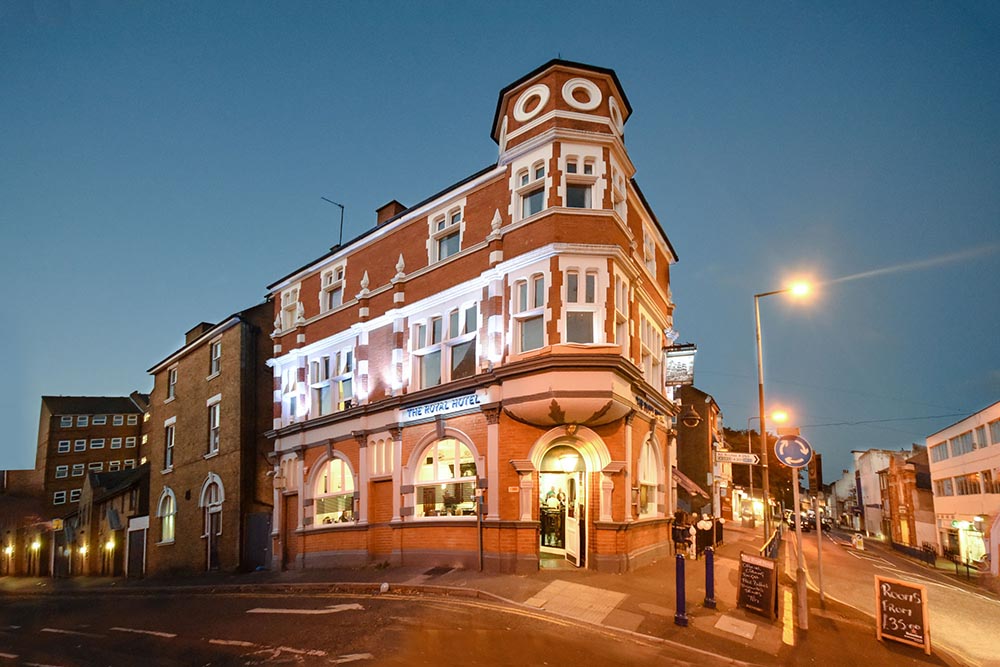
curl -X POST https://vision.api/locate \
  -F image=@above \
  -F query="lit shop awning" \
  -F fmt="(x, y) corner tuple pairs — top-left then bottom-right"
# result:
(672, 466), (710, 499)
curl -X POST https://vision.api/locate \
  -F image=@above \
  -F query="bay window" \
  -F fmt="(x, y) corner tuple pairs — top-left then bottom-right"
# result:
(513, 275), (545, 353)
(412, 303), (478, 389)
(565, 269), (598, 344)
(518, 162), (546, 219)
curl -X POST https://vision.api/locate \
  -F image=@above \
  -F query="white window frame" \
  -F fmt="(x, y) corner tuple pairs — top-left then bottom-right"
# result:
(319, 265), (346, 313)
(111, 437), (122, 449)
(311, 456), (357, 525)
(157, 488), (177, 544)
(164, 419), (176, 471)
(55, 465), (68, 479)
(199, 474), (225, 539)
(411, 303), (478, 390)
(563, 155), (597, 209)
(413, 438), (478, 519)
(72, 464), (84, 477)
(53, 491), (66, 505)
(124, 459), (136, 469)
(207, 397), (221, 456)
(88, 462), (103, 472)
(512, 274), (546, 353)
(564, 268), (600, 344)
(90, 438), (105, 449)
(108, 461), (121, 472)
(431, 207), (464, 263)
(126, 436), (137, 449)
(92, 415), (107, 426)
(69, 489), (81, 502)
(113, 414), (124, 426)
(127, 414), (138, 425)
(74, 439), (87, 452)
(209, 339), (222, 376)
(60, 416), (73, 428)
(76, 415), (89, 427)
(640, 312), (663, 392)
(517, 161), (547, 220)
(637, 438), (662, 518)
(309, 348), (354, 418)
(167, 366), (178, 401)
(279, 286), (302, 331)
(643, 228), (657, 276)
(57, 440), (71, 454)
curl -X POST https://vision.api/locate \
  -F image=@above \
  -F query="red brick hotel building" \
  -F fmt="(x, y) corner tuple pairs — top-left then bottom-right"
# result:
(266, 60), (684, 573)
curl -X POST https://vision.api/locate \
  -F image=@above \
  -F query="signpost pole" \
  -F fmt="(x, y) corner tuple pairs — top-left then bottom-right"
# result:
(815, 493), (825, 603)
(793, 477), (808, 630)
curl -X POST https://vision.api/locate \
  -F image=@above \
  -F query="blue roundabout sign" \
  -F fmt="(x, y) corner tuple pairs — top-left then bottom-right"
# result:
(774, 434), (814, 469)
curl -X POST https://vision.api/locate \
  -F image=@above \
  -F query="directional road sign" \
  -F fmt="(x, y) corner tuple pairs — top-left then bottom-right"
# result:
(715, 451), (761, 465)
(774, 434), (813, 468)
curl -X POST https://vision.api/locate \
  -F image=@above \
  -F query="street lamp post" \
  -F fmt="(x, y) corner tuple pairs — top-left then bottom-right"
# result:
(754, 283), (808, 538)
(747, 410), (788, 533)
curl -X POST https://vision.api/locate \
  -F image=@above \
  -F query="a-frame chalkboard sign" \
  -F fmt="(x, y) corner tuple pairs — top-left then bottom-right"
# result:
(737, 551), (778, 620)
(875, 575), (931, 655)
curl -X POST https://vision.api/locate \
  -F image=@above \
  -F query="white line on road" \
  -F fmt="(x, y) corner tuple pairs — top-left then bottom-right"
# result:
(246, 603), (364, 615)
(0, 653), (18, 659)
(332, 654), (374, 664)
(110, 627), (177, 639)
(40, 628), (104, 638)
(25, 662), (67, 667)
(209, 639), (258, 647)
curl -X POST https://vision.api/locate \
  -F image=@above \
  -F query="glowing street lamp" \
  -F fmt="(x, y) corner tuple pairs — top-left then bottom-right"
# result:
(746, 408), (791, 526)
(754, 281), (811, 537)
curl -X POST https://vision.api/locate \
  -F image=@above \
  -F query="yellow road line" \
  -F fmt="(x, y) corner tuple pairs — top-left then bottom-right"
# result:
(782, 588), (795, 646)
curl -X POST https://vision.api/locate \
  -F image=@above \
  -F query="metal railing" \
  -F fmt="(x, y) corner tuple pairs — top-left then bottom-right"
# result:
(760, 525), (782, 560)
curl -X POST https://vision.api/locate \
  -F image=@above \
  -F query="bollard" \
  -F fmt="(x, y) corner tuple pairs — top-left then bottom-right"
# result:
(674, 553), (689, 626)
(704, 546), (716, 609)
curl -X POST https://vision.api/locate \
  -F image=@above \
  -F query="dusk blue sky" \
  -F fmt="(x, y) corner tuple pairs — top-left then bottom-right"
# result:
(2, 2), (998, 480)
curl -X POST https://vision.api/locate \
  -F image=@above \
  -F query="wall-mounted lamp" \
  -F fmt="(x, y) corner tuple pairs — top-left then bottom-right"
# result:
(679, 404), (702, 428)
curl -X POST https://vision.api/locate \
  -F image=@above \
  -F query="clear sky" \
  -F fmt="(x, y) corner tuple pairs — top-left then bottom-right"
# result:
(2, 2), (998, 480)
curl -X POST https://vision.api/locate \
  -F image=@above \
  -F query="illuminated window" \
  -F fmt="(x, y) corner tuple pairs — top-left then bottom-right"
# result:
(411, 303), (478, 389)
(638, 439), (662, 517)
(157, 488), (176, 543)
(415, 438), (478, 518)
(513, 275), (545, 353)
(313, 457), (356, 524)
(209, 340), (222, 376)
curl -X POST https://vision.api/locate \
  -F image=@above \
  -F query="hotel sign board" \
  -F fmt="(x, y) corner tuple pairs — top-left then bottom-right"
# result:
(401, 392), (483, 423)
(875, 576), (931, 655)
(664, 344), (696, 386)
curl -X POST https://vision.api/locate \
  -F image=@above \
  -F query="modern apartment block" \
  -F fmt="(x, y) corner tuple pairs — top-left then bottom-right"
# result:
(266, 60), (684, 574)
(145, 303), (274, 575)
(927, 400), (1000, 574)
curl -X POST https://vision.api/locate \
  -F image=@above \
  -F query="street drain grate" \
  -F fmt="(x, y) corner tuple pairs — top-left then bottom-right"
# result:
(423, 566), (454, 576)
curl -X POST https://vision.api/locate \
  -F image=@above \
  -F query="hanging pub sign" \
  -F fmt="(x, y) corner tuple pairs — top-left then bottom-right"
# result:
(664, 343), (696, 386)
(875, 575), (931, 655)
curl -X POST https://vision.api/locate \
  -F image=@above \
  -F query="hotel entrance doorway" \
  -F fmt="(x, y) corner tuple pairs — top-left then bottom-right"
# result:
(539, 444), (587, 567)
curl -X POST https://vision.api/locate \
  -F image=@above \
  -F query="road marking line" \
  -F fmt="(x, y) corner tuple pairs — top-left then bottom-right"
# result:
(246, 603), (363, 615)
(782, 588), (795, 646)
(25, 662), (66, 667)
(0, 653), (18, 659)
(110, 627), (177, 639)
(40, 628), (103, 638)
(332, 654), (373, 664)
(210, 639), (258, 647)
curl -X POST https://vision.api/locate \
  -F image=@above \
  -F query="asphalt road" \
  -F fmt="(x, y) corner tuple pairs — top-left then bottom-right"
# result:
(0, 591), (730, 666)
(791, 528), (1000, 667)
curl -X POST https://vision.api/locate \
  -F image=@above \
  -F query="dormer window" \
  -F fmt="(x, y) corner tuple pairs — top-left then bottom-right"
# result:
(321, 266), (345, 313)
(433, 208), (463, 262)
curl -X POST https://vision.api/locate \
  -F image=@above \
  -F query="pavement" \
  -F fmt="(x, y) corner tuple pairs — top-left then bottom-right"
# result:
(0, 524), (964, 666)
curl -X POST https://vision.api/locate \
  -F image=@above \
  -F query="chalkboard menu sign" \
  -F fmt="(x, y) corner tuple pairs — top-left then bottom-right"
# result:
(737, 552), (778, 619)
(875, 576), (931, 655)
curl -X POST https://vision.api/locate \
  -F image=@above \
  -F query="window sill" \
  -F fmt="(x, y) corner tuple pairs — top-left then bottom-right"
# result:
(206, 372), (221, 382)
(164, 397), (175, 405)
(203, 451), (219, 460)
(156, 539), (175, 546)
(161, 468), (174, 475)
